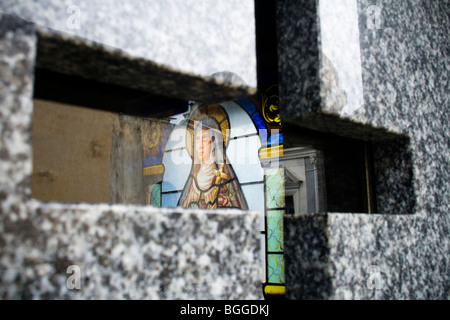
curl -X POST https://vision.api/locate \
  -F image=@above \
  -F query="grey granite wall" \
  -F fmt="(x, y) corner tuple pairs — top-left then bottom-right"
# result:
(0, 12), (262, 300)
(0, 13), (35, 203)
(1, 0), (448, 300)
(280, 0), (449, 299)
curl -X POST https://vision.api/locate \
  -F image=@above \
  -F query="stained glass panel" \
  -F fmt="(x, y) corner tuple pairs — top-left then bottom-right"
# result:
(267, 210), (284, 252)
(267, 254), (285, 284)
(149, 184), (161, 207)
(265, 167), (285, 209)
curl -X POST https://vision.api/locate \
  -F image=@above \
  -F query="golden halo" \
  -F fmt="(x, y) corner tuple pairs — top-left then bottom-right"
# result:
(186, 104), (230, 158)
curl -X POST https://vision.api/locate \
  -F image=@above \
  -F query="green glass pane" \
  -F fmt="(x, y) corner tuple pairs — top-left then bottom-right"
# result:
(267, 210), (284, 252)
(267, 254), (285, 284)
(150, 184), (161, 207)
(265, 167), (285, 209)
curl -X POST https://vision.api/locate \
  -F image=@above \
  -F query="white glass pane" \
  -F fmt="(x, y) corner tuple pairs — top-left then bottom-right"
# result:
(164, 123), (187, 151)
(221, 101), (257, 138)
(162, 148), (191, 192)
(227, 135), (263, 184)
(241, 183), (265, 230)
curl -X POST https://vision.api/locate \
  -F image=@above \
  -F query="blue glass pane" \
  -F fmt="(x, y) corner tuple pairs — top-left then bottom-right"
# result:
(235, 97), (256, 115)
(267, 133), (283, 147)
(251, 112), (266, 131)
(162, 192), (181, 208)
(143, 157), (160, 167)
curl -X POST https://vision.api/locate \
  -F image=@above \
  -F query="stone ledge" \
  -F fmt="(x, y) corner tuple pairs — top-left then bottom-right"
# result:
(0, 201), (262, 299)
(285, 211), (448, 299)
(35, 26), (256, 104)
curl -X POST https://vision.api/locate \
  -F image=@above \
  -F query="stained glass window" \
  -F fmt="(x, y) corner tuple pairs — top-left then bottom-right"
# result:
(142, 87), (287, 298)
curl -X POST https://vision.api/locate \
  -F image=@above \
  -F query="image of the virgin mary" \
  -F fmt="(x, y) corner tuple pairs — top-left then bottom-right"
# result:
(178, 115), (248, 210)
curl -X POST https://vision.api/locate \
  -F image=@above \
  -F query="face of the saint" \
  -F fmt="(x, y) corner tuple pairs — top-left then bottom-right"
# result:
(195, 129), (212, 163)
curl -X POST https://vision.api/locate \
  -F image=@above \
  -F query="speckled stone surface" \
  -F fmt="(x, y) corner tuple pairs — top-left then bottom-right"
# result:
(0, 13), (35, 202)
(0, 0), (257, 88)
(1, 0), (449, 300)
(286, 212), (449, 299)
(1, 203), (262, 299)
(34, 26), (254, 104)
(282, 0), (449, 299)
(0, 13), (262, 300)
